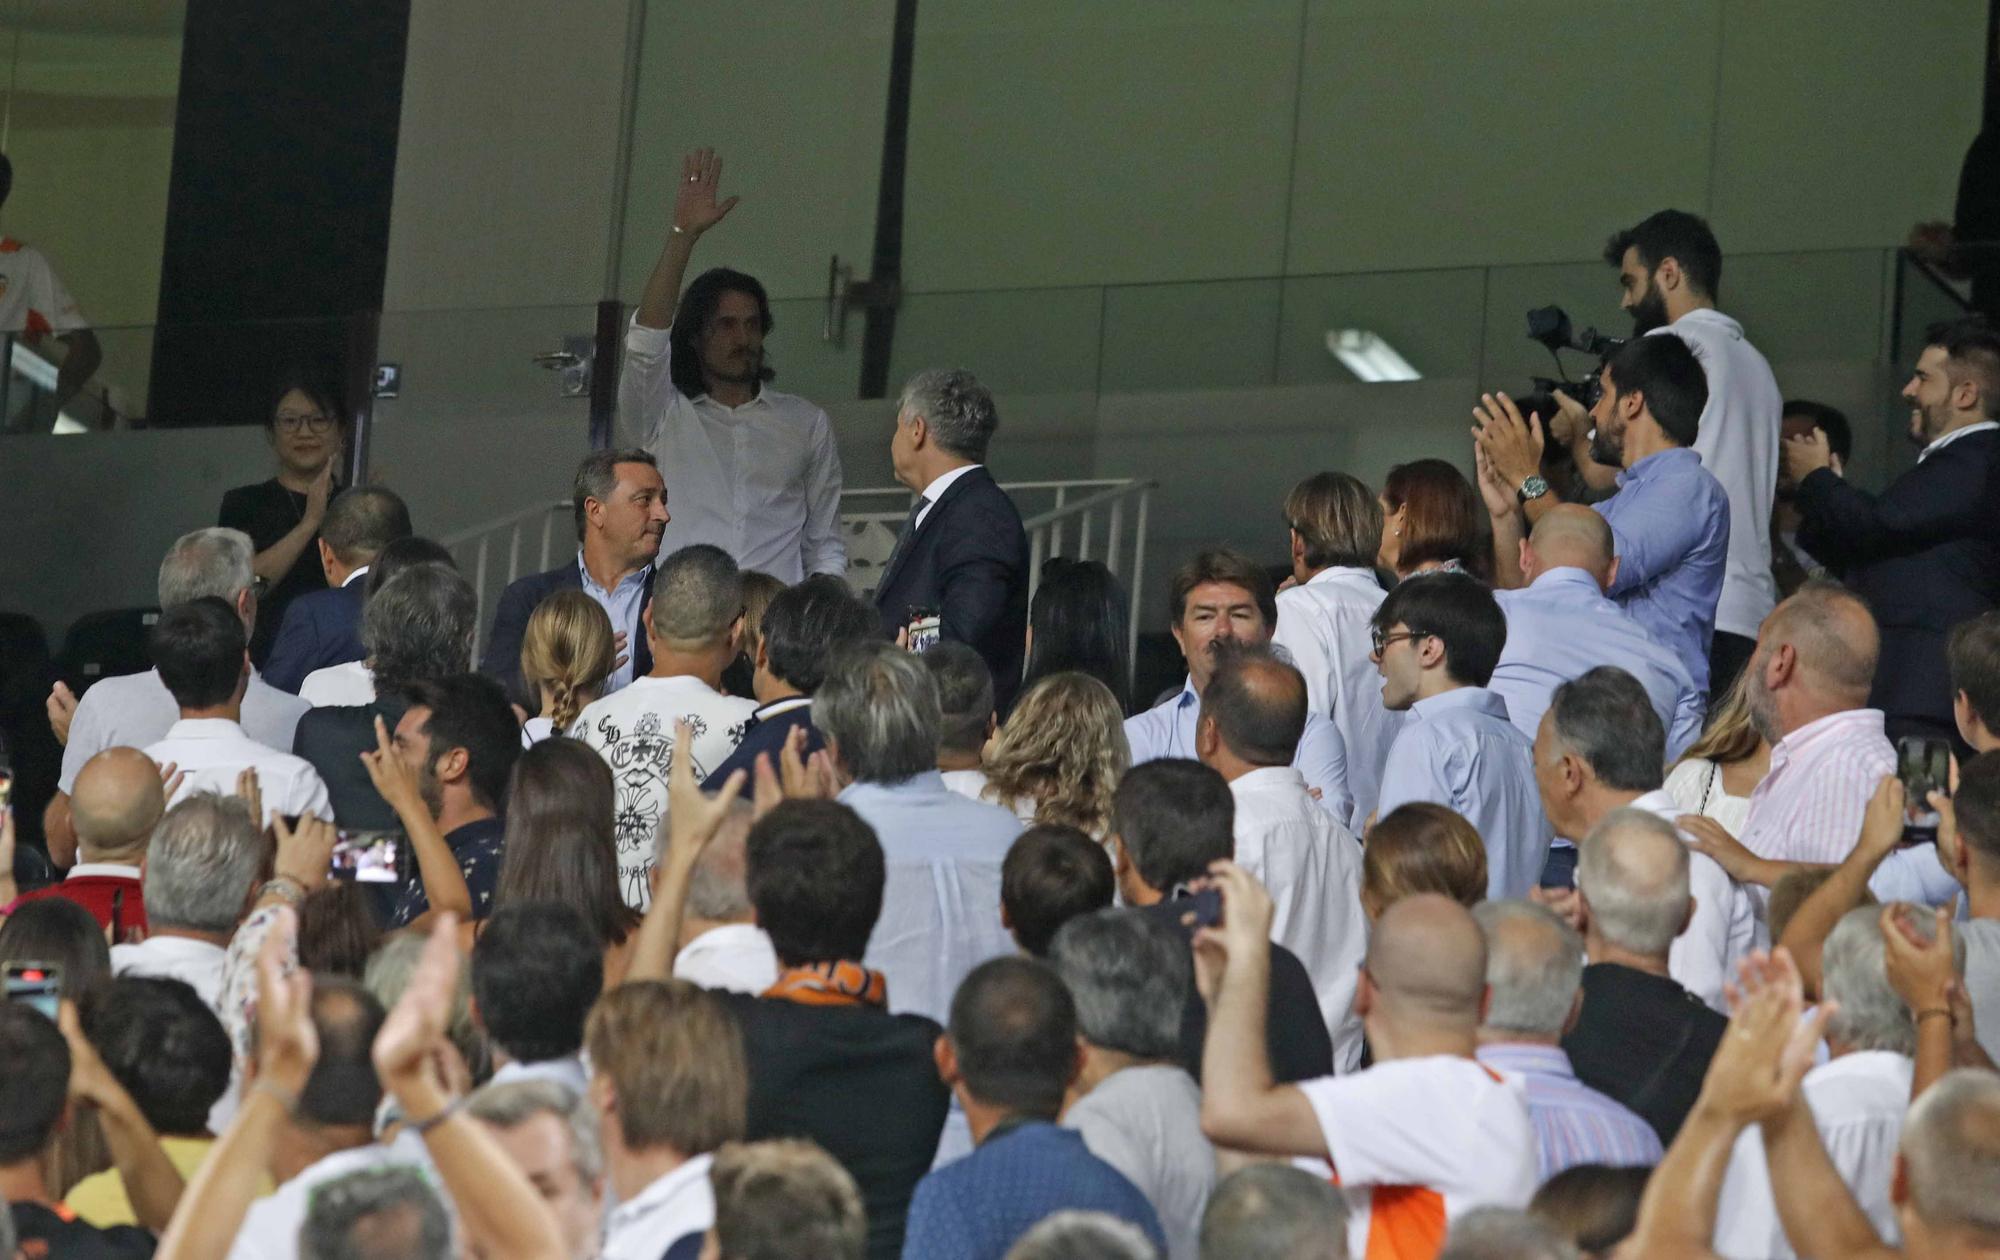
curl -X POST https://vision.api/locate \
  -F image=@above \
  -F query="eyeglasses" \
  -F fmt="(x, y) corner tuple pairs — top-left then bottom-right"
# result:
(1369, 628), (1426, 656)
(275, 412), (336, 434)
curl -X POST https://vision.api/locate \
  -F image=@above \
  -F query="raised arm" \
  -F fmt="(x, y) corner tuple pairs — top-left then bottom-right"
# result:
(58, 1001), (185, 1231)
(359, 716), (472, 923)
(1793, 430), (1988, 562)
(624, 719), (748, 983)
(634, 147), (739, 332)
(1473, 443), (1527, 589)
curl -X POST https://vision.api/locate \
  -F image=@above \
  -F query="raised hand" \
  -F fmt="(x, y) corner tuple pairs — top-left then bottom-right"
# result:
(1856, 775), (1907, 862)
(253, 907), (318, 1094)
(360, 715), (426, 821)
(1880, 902), (1957, 1016)
(372, 915), (463, 1096)
(1471, 391), (1545, 492)
(236, 767), (264, 828)
(1702, 948), (1830, 1125)
(1545, 388), (1591, 448)
(156, 759), (186, 802)
(662, 719), (747, 871)
(1199, 860), (1275, 964)
(58, 999), (128, 1110)
(1472, 444), (1519, 521)
(271, 813), (336, 892)
(47, 681), (76, 747)
(304, 457), (335, 527)
(674, 147), (740, 237)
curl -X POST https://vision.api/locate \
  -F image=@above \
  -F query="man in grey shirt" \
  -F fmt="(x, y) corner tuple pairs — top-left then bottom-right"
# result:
(1050, 908), (1216, 1260)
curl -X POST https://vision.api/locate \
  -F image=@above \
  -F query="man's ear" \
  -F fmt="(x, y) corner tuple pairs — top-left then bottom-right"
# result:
(1767, 642), (1798, 688)
(933, 1035), (960, 1088)
(1194, 714), (1220, 761)
(438, 745), (471, 787)
(1561, 989), (1583, 1037)
(1890, 1152), (1911, 1209)
(1289, 529), (1306, 567)
(317, 537), (337, 574)
(1416, 635), (1447, 672)
(1654, 257), (1683, 295)
(1602, 555), (1621, 592)
(755, 636), (770, 671)
(908, 413), (929, 452)
(1517, 537), (1535, 582)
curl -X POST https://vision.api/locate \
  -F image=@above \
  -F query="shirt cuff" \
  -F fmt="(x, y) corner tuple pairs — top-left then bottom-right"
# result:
(626, 314), (673, 355)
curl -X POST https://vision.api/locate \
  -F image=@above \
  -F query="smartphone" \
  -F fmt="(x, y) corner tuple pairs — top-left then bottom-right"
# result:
(1897, 735), (1953, 845)
(5, 961), (60, 1018)
(906, 607), (942, 654)
(330, 830), (403, 884)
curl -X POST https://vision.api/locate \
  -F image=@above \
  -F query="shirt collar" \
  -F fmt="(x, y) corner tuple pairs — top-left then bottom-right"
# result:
(118, 935), (225, 962)
(1918, 419), (2000, 462)
(1523, 566), (1605, 598)
(1231, 765), (1306, 795)
(1616, 445), (1700, 487)
(1303, 565), (1383, 592)
(163, 717), (248, 741)
(1408, 686), (1508, 723)
(682, 922), (771, 955)
(753, 696), (813, 721)
(574, 551), (650, 597)
(66, 862), (143, 881)
(1773, 708), (1886, 764)
(839, 770), (950, 803)
(606, 1152), (714, 1231)
(1475, 1042), (1578, 1079)
(918, 463), (982, 504)
(341, 565), (370, 588)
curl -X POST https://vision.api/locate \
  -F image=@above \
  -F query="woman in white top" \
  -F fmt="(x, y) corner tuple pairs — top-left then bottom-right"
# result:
(981, 672), (1130, 838)
(519, 590), (615, 745)
(1663, 667), (1771, 860)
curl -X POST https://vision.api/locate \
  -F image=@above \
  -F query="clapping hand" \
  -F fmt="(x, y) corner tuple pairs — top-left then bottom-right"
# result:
(1470, 391), (1545, 493)
(1880, 902), (1958, 1016)
(272, 813), (336, 893)
(751, 725), (838, 819)
(47, 681), (76, 746)
(1700, 949), (1832, 1126)
(372, 915), (463, 1102)
(674, 147), (740, 237)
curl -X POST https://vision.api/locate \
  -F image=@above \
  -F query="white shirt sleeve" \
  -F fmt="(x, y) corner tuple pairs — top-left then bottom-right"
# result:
(617, 316), (676, 451)
(1670, 853), (1737, 1012)
(1298, 1066), (1448, 1183)
(25, 248), (85, 334)
(1272, 600), (1334, 717)
(58, 689), (110, 795)
(1296, 714), (1354, 827)
(799, 408), (848, 576)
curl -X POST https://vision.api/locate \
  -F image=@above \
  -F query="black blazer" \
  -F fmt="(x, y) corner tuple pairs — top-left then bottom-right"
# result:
(292, 694), (412, 832)
(480, 560), (654, 708)
(871, 466), (1029, 709)
(263, 582), (366, 693)
(1797, 429), (2000, 734)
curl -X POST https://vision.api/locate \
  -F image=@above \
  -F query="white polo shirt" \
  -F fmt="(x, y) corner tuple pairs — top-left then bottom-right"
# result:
(1298, 1055), (1537, 1260)
(144, 717), (332, 824)
(602, 1153), (715, 1260)
(110, 935), (228, 1014)
(0, 238), (85, 336)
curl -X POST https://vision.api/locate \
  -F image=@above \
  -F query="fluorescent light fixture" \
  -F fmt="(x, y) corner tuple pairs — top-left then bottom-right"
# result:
(1326, 329), (1421, 383)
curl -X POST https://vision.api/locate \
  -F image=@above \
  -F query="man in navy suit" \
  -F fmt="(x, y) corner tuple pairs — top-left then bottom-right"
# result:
(262, 486), (411, 692)
(481, 448), (669, 707)
(872, 369), (1030, 710)
(1791, 316), (2000, 747)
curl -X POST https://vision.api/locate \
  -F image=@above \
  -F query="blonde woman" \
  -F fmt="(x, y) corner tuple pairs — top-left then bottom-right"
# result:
(519, 590), (616, 744)
(1661, 668), (1769, 837)
(981, 672), (1130, 837)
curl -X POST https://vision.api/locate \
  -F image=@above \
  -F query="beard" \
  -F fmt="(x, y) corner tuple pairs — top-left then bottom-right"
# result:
(706, 347), (764, 385)
(417, 762), (445, 819)
(1744, 662), (1782, 745)
(1589, 424), (1623, 467)
(1629, 283), (1671, 336)
(1909, 400), (1950, 446)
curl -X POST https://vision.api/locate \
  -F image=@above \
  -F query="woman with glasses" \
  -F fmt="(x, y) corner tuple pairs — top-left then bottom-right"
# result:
(217, 375), (348, 665)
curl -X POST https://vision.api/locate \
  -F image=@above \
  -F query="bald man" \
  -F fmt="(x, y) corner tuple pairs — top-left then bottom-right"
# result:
(1200, 872), (1537, 1259)
(1491, 504), (1705, 760)
(1195, 646), (1367, 1068)
(1560, 809), (1725, 1144)
(1692, 582), (1960, 909)
(4, 746), (161, 936)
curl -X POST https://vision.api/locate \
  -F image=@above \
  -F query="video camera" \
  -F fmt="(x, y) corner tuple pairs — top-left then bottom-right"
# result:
(1519, 306), (1625, 422)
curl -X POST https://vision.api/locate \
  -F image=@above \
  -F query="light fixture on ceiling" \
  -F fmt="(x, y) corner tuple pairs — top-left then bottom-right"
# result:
(1325, 329), (1421, 383)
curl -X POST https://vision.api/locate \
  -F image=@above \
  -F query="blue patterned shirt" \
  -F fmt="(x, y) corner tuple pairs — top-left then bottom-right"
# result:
(1475, 1042), (1663, 1179)
(389, 816), (507, 927)
(900, 1121), (1165, 1260)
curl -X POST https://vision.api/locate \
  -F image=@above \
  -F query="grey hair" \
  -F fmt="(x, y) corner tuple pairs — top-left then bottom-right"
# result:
(158, 527), (254, 609)
(1047, 908), (1190, 1061)
(1823, 905), (1960, 1056)
(299, 1164), (451, 1260)
(571, 447), (657, 542)
(682, 801), (754, 920)
(1437, 1207), (1580, 1260)
(816, 640), (941, 785)
(466, 1078), (603, 1187)
(365, 932), (487, 1083)
(1200, 1163), (1349, 1260)
(1902, 1068), (2000, 1235)
(1547, 666), (1665, 793)
(1005, 1211), (1157, 1260)
(1576, 808), (1690, 958)
(363, 562), (476, 696)
(647, 543), (742, 646)
(143, 793), (264, 934)
(899, 368), (999, 463)
(1473, 900), (1583, 1038)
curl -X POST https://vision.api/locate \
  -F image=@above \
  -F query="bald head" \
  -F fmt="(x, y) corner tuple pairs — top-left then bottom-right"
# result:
(1576, 809), (1690, 959)
(1524, 505), (1615, 587)
(1761, 581), (1879, 701)
(1365, 893), (1488, 1031)
(70, 748), (166, 862)
(1200, 646), (1308, 768)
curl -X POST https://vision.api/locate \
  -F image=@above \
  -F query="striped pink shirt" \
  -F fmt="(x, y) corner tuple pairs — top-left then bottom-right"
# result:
(1738, 708), (1894, 866)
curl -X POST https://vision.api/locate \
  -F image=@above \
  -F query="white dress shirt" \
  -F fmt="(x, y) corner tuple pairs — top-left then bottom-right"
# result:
(110, 934), (228, 1013)
(1628, 789), (1757, 1013)
(1126, 676), (1354, 827)
(1228, 766), (1369, 1070)
(145, 717), (332, 824)
(60, 668), (309, 794)
(602, 1152), (716, 1260)
(620, 317), (845, 583)
(841, 772), (1022, 1024)
(1375, 687), (1552, 898)
(1491, 567), (1706, 758)
(227, 1132), (434, 1260)
(1271, 566), (1404, 823)
(573, 674), (757, 909)
(913, 463), (982, 531)
(939, 767), (993, 803)
(299, 660), (374, 707)
(1712, 1050), (1912, 1259)
(673, 922), (780, 995)
(1654, 307), (1783, 641)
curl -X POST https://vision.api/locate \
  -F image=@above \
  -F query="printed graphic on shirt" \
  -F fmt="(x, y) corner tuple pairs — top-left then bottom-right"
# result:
(588, 707), (748, 904)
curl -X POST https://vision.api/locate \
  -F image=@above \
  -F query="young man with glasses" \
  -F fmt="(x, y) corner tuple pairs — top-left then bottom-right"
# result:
(1370, 571), (1553, 898)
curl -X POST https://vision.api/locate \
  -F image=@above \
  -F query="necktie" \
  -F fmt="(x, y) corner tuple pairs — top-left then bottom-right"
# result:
(883, 496), (929, 578)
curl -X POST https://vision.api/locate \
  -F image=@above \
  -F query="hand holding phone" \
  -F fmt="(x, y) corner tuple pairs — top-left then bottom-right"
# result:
(330, 830), (403, 884)
(1897, 735), (1953, 845)
(906, 607), (942, 654)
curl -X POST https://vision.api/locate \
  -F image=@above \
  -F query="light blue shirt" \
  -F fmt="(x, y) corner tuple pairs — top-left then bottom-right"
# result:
(1375, 687), (1551, 898)
(1124, 676), (1356, 827)
(1593, 447), (1731, 695)
(577, 551), (651, 693)
(841, 772), (1023, 1025)
(1492, 567), (1707, 760)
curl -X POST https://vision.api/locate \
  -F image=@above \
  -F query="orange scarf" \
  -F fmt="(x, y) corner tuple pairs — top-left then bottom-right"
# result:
(763, 961), (888, 1008)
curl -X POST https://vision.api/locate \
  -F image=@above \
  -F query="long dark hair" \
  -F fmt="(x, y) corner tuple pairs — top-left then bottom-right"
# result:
(495, 737), (641, 945)
(1022, 558), (1131, 715)
(669, 268), (776, 399)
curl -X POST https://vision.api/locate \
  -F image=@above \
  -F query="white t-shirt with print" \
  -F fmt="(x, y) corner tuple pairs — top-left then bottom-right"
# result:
(0, 239), (85, 336)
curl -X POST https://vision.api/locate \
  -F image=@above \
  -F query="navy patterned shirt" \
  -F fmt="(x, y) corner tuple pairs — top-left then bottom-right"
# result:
(390, 816), (507, 927)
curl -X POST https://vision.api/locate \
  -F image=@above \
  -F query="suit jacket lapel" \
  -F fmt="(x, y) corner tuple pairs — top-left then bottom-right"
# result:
(874, 467), (989, 600)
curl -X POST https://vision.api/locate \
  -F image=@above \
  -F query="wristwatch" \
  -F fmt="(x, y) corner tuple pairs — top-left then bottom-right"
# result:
(1516, 474), (1550, 505)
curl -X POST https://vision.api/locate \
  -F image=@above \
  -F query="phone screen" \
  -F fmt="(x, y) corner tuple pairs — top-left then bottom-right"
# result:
(5, 962), (60, 1018)
(1897, 735), (1952, 844)
(0, 766), (14, 814)
(330, 830), (403, 884)
(906, 608), (942, 654)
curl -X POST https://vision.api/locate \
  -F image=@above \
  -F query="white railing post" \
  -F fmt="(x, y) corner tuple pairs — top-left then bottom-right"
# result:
(1106, 498), (1124, 577)
(539, 510), (555, 572)
(473, 536), (490, 661)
